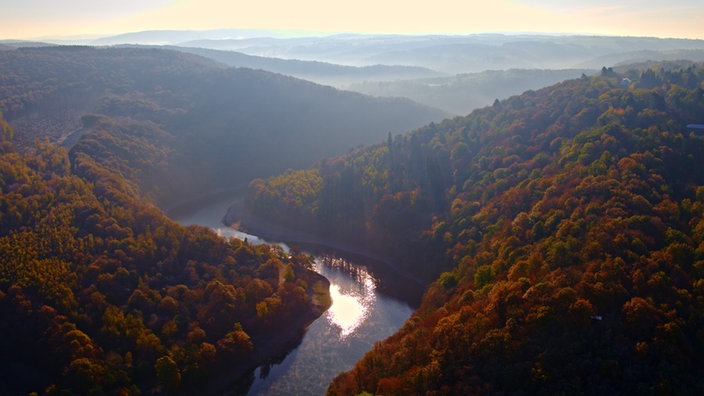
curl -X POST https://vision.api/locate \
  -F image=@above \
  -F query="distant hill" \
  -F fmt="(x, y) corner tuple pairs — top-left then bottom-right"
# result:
(348, 68), (596, 115)
(614, 59), (704, 74)
(0, 46), (446, 207)
(90, 29), (284, 46)
(163, 45), (442, 87)
(241, 64), (704, 394)
(84, 32), (704, 76)
(364, 36), (704, 74)
(167, 34), (704, 74)
(583, 49), (704, 69)
(0, 40), (56, 49)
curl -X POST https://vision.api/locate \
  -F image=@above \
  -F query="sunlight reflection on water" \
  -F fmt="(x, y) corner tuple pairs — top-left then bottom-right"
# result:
(327, 284), (368, 338)
(169, 196), (417, 395)
(318, 257), (377, 339)
(214, 227), (262, 243)
(219, 227), (380, 341)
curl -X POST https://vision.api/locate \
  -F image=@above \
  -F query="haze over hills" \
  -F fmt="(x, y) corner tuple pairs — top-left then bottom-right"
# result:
(118, 33), (704, 73)
(348, 68), (596, 115)
(0, 46), (446, 207)
(0, 40), (56, 49)
(7, 31), (704, 118)
(4, 25), (704, 395)
(154, 46), (594, 115)
(583, 49), (704, 69)
(86, 29), (291, 46)
(13, 30), (704, 75)
(153, 45), (443, 87)
(75, 31), (704, 116)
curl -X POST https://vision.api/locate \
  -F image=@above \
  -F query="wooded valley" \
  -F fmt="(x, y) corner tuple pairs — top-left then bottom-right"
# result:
(1, 40), (704, 395)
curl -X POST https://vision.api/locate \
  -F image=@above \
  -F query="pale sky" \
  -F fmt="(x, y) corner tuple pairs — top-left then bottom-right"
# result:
(2, 0), (703, 40)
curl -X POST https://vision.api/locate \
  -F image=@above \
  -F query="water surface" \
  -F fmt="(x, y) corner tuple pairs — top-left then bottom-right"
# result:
(168, 193), (419, 395)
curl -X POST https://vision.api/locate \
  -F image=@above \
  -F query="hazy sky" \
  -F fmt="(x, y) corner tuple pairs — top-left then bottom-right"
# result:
(2, 0), (703, 40)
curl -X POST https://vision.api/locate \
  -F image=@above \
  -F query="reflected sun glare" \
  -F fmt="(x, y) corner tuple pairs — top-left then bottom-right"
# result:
(327, 284), (368, 338)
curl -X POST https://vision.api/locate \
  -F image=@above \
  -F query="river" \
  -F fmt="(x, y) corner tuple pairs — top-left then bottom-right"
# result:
(167, 193), (421, 395)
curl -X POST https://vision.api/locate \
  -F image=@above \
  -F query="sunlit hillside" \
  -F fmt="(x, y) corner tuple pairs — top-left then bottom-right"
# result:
(241, 65), (704, 394)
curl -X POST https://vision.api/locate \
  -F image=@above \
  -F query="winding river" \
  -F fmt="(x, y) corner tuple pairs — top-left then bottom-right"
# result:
(167, 193), (421, 395)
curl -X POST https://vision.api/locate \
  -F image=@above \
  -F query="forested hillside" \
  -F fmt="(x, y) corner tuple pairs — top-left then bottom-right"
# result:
(242, 65), (704, 393)
(0, 46), (445, 207)
(0, 115), (330, 394)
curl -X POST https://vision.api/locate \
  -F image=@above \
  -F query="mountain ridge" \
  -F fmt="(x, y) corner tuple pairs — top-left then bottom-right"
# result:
(238, 64), (704, 394)
(0, 45), (446, 207)
(0, 115), (332, 394)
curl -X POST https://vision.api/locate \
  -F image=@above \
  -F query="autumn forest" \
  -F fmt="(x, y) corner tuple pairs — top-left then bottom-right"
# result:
(1, 41), (704, 395)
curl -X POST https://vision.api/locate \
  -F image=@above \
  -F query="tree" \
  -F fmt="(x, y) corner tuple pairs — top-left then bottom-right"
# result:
(155, 355), (181, 392)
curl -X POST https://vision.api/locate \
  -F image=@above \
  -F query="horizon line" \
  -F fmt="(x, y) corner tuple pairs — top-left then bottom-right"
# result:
(7, 28), (704, 44)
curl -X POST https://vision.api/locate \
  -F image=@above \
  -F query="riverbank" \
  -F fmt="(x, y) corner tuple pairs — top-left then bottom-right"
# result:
(201, 268), (331, 395)
(163, 191), (335, 395)
(223, 197), (427, 290)
(166, 191), (418, 395)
